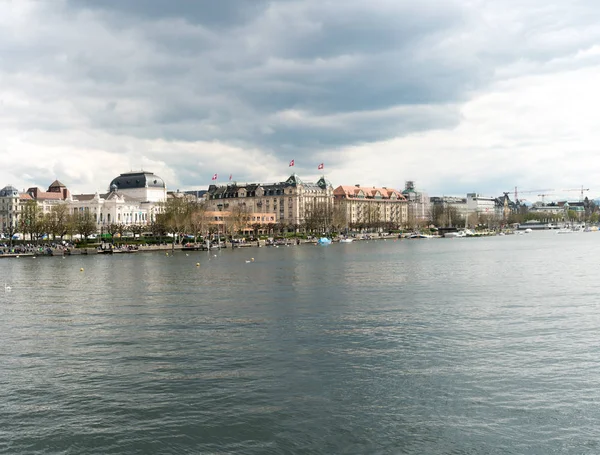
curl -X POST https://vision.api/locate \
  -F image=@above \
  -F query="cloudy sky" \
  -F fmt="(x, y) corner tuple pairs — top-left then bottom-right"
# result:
(1, 0), (599, 201)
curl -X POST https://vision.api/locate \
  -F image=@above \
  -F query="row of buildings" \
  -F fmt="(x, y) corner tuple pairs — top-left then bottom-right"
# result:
(0, 171), (421, 236)
(0, 169), (586, 237)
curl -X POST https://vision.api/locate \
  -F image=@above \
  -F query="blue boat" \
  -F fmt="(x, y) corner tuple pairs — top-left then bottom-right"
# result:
(317, 237), (332, 246)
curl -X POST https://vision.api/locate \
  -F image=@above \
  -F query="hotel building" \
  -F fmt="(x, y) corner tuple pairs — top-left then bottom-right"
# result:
(333, 184), (408, 228)
(205, 174), (334, 228)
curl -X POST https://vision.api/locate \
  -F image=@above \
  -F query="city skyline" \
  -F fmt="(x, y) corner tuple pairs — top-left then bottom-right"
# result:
(1, 1), (599, 199)
(6, 167), (598, 205)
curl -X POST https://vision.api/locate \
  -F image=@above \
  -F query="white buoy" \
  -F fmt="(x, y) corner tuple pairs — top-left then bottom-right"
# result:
(4, 283), (11, 292)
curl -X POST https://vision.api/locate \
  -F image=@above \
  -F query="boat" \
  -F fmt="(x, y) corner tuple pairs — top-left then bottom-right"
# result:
(408, 233), (433, 239)
(339, 238), (353, 243)
(444, 231), (464, 238)
(557, 228), (574, 234)
(317, 237), (332, 245)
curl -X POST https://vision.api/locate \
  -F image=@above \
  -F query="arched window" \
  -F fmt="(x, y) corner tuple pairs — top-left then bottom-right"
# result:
(107, 214), (111, 223)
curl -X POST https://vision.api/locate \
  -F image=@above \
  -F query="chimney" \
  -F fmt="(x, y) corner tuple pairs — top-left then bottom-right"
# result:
(355, 184), (360, 187)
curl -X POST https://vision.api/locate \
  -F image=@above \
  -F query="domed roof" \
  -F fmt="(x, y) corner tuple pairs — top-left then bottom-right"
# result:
(0, 185), (19, 197)
(109, 171), (166, 191)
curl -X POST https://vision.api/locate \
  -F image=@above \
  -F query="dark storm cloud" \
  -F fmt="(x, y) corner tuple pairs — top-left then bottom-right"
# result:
(54, 0), (477, 156)
(7, 0), (598, 182)
(67, 0), (274, 28)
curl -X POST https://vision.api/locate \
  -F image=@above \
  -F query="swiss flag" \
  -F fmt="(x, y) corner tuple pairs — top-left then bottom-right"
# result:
(212, 173), (218, 180)
(289, 159), (295, 167)
(318, 163), (324, 170)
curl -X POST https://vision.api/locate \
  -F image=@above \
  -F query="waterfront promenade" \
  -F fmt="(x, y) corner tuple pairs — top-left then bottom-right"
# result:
(0, 234), (401, 258)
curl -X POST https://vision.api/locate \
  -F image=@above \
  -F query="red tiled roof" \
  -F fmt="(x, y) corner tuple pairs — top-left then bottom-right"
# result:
(334, 185), (406, 201)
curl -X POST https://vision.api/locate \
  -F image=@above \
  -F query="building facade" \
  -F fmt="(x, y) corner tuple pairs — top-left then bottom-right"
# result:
(466, 193), (499, 218)
(333, 184), (407, 229)
(0, 185), (20, 237)
(70, 171), (168, 231)
(205, 174), (334, 228)
(402, 181), (431, 226)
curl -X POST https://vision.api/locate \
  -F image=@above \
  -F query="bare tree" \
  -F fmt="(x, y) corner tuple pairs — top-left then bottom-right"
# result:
(189, 201), (210, 243)
(331, 205), (348, 234)
(224, 204), (251, 240)
(157, 198), (193, 251)
(303, 201), (333, 234)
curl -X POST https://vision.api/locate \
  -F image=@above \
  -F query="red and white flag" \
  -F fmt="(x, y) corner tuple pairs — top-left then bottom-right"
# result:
(289, 159), (295, 167)
(229, 174), (232, 181)
(212, 173), (218, 180)
(318, 163), (324, 170)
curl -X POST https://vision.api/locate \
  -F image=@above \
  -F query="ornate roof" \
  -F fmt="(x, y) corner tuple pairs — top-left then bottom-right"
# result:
(48, 180), (66, 189)
(0, 185), (19, 197)
(109, 171), (166, 191)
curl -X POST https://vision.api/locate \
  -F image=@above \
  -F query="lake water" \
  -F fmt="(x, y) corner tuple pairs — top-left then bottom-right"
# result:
(2, 232), (600, 454)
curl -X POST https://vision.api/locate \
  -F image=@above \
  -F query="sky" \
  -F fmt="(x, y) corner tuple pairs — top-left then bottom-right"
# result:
(1, 0), (599, 201)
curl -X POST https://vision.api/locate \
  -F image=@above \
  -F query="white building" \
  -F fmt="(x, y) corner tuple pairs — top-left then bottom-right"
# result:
(467, 193), (498, 217)
(70, 171), (167, 232)
(0, 185), (20, 236)
(402, 181), (430, 225)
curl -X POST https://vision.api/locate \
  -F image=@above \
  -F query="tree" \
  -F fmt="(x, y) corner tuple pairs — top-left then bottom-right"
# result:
(106, 223), (120, 243)
(331, 205), (348, 234)
(74, 211), (97, 241)
(21, 200), (43, 243)
(129, 224), (144, 240)
(149, 220), (167, 238)
(188, 201), (210, 243)
(157, 198), (193, 251)
(303, 201), (333, 234)
(47, 203), (72, 240)
(251, 222), (263, 238)
(224, 204), (251, 240)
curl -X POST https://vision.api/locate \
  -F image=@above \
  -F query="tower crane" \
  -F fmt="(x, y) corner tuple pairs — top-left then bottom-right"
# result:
(506, 187), (554, 204)
(562, 186), (590, 202)
(538, 193), (554, 204)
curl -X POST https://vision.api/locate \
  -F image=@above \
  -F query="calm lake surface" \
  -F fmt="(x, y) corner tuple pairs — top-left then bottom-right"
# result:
(2, 232), (600, 454)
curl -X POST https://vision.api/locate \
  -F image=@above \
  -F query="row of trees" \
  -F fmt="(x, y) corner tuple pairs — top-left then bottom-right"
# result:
(4, 197), (412, 247)
(13, 201), (98, 244)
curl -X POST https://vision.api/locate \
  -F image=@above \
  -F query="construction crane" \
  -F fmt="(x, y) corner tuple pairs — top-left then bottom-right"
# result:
(538, 193), (554, 204)
(506, 187), (554, 204)
(562, 186), (590, 202)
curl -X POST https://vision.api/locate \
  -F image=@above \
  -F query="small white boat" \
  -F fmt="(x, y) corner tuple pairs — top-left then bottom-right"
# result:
(444, 231), (467, 238)
(409, 233), (433, 239)
(339, 238), (353, 243)
(557, 228), (574, 234)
